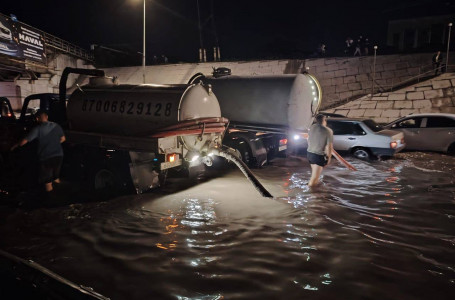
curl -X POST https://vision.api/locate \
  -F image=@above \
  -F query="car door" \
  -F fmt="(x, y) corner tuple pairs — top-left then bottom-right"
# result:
(420, 116), (455, 152)
(0, 97), (15, 120)
(389, 117), (424, 150)
(327, 121), (365, 151)
(0, 97), (18, 152)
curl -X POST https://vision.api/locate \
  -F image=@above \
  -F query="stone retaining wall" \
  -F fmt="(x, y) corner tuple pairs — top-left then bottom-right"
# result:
(323, 73), (455, 124)
(106, 52), (448, 108)
(306, 53), (442, 108)
(2, 52), (448, 111)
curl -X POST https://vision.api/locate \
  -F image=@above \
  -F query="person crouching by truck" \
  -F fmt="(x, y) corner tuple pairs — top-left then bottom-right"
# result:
(11, 110), (65, 192)
(307, 114), (333, 187)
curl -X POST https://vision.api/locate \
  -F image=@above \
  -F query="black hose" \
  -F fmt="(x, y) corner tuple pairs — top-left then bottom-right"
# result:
(59, 67), (105, 102)
(187, 72), (205, 84)
(211, 147), (273, 198)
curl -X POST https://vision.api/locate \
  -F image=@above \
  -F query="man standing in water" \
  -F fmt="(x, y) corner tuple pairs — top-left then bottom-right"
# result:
(307, 114), (333, 186)
(11, 110), (65, 192)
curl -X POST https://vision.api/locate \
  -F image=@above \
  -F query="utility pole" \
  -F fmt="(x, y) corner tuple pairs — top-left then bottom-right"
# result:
(371, 46), (378, 96)
(447, 23), (452, 73)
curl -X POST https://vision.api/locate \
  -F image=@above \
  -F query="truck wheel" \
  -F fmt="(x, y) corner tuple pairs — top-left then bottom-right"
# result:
(87, 166), (121, 196)
(448, 142), (455, 155)
(352, 147), (371, 160)
(0, 154), (5, 180)
(238, 142), (253, 166)
(158, 170), (168, 186)
(93, 168), (116, 190)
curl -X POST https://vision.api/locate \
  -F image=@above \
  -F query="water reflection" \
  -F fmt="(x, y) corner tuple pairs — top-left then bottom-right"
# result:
(0, 153), (453, 299)
(156, 212), (179, 250)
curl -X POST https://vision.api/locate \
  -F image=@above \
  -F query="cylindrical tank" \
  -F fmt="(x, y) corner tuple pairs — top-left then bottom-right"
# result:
(67, 79), (221, 136)
(194, 74), (321, 131)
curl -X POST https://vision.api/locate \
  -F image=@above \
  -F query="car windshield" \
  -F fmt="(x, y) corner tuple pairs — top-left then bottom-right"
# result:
(363, 119), (382, 132)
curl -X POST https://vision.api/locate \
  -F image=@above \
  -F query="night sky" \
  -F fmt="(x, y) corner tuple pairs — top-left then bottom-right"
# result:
(1, 0), (454, 63)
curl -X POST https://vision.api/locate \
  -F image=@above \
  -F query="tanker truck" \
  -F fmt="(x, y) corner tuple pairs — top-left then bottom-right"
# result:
(188, 68), (322, 167)
(3, 68), (229, 194)
(62, 68), (230, 193)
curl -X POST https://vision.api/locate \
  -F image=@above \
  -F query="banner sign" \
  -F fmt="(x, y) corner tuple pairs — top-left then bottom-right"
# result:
(0, 14), (46, 63)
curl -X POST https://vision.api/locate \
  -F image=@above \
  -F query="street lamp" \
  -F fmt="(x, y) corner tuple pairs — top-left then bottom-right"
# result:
(132, 0), (147, 83)
(447, 23), (452, 73)
(371, 45), (378, 96)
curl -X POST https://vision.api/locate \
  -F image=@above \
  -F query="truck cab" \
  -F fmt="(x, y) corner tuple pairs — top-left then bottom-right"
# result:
(19, 93), (66, 128)
(0, 93), (64, 155)
(0, 94), (67, 191)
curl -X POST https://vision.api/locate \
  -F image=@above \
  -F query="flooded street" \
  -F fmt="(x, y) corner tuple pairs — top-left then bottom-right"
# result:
(0, 152), (454, 299)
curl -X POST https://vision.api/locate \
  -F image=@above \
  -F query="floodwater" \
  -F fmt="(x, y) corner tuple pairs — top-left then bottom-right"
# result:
(0, 152), (454, 299)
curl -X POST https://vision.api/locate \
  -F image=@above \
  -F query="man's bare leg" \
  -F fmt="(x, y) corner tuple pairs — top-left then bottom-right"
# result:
(45, 182), (53, 192)
(54, 178), (60, 184)
(309, 164), (323, 186)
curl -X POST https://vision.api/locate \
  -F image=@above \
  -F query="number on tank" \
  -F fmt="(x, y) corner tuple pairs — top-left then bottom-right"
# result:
(81, 99), (173, 116)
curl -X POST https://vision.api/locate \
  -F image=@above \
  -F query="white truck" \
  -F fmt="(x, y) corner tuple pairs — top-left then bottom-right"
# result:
(2, 68), (228, 194)
(188, 68), (322, 166)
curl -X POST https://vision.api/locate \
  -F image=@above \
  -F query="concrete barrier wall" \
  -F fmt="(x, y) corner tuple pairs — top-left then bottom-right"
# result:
(105, 52), (444, 109)
(324, 73), (455, 124)
(2, 51), (447, 111)
(1, 54), (94, 110)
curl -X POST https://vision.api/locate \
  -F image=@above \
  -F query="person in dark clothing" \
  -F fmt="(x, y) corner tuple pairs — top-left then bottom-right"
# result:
(432, 51), (443, 75)
(11, 110), (65, 192)
(307, 114), (333, 187)
(358, 35), (365, 54)
(364, 38), (370, 55)
(345, 37), (353, 56)
(353, 39), (362, 56)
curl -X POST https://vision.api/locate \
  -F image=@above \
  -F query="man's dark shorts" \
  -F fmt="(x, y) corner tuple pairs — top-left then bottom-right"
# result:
(307, 152), (328, 167)
(39, 156), (63, 184)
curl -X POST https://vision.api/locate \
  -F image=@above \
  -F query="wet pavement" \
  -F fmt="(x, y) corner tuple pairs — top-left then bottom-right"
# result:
(0, 152), (454, 299)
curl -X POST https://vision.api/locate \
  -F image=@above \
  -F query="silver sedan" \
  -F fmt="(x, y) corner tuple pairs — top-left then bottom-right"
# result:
(383, 113), (455, 154)
(293, 118), (405, 160)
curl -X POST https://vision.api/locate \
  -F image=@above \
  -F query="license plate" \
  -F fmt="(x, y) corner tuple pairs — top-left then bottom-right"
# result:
(279, 145), (287, 152)
(161, 159), (183, 170)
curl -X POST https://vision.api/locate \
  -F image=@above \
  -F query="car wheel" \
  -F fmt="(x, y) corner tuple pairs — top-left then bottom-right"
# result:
(448, 142), (455, 155)
(352, 147), (371, 160)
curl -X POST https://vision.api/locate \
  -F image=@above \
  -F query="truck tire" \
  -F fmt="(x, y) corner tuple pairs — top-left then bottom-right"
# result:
(87, 164), (128, 197)
(0, 153), (6, 180)
(448, 142), (455, 155)
(90, 167), (118, 191)
(237, 141), (254, 166)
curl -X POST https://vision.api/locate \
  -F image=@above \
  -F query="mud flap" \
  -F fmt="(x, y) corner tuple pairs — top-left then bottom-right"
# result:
(129, 151), (160, 193)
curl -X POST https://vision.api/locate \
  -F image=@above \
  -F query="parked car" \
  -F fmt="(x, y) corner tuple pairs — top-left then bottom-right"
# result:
(383, 113), (455, 154)
(294, 118), (405, 159)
